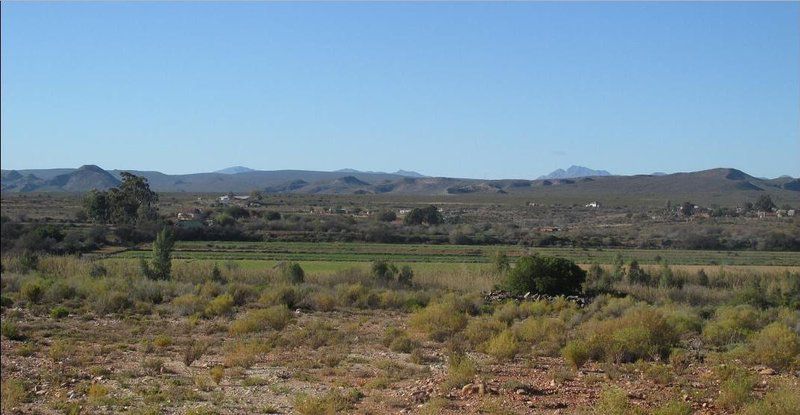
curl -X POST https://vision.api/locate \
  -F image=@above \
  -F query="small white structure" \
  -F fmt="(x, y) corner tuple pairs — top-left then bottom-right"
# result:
(788, 209), (796, 217)
(585, 201), (600, 208)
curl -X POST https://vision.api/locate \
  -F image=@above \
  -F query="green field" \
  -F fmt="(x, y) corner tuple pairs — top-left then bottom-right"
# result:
(109, 241), (800, 267)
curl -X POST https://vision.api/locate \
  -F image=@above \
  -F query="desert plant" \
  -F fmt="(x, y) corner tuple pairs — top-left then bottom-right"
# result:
(485, 329), (519, 360)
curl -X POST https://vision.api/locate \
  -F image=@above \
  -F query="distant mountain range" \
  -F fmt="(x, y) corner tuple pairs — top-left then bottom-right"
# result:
(538, 165), (612, 180)
(2, 165), (799, 206)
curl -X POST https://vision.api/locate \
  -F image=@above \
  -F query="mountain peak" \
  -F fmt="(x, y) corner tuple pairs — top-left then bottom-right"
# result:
(216, 166), (256, 174)
(538, 165), (611, 180)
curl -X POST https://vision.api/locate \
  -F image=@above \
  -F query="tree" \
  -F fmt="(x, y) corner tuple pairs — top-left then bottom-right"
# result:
(680, 202), (694, 217)
(754, 195), (775, 212)
(83, 190), (111, 223)
(141, 227), (175, 280)
(374, 210), (397, 222)
(503, 255), (586, 296)
(404, 205), (443, 226)
(82, 172), (158, 224)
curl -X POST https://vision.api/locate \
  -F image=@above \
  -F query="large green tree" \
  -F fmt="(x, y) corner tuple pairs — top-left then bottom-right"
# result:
(403, 205), (443, 226)
(83, 172), (158, 224)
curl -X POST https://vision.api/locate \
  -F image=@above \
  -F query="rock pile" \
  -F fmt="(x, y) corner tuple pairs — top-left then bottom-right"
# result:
(483, 290), (592, 307)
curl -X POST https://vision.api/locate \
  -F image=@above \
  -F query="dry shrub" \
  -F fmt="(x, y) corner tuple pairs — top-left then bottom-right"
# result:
(204, 293), (234, 317)
(485, 329), (519, 360)
(571, 306), (678, 364)
(441, 353), (477, 390)
(228, 305), (293, 335)
(464, 316), (505, 351)
(746, 322), (800, 371)
(514, 316), (567, 356)
(409, 294), (470, 341)
(223, 340), (270, 368)
(702, 304), (766, 347)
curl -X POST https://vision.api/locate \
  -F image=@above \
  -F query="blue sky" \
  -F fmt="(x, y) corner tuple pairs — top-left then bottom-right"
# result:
(2, 2), (798, 179)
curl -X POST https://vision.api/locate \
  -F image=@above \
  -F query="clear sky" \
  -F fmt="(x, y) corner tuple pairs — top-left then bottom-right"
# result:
(1, 2), (798, 179)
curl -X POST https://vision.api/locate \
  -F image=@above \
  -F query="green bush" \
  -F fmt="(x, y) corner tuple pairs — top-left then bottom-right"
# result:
(228, 305), (293, 335)
(1, 320), (24, 340)
(20, 280), (44, 304)
(171, 294), (207, 316)
(205, 294), (235, 317)
(464, 316), (506, 351)
(504, 255), (586, 296)
(562, 340), (590, 369)
(371, 261), (397, 283)
(572, 306), (678, 364)
(409, 296), (469, 342)
(746, 322), (800, 370)
(702, 305), (766, 347)
(717, 369), (756, 410)
(515, 317), (566, 356)
(485, 329), (519, 360)
(280, 262), (305, 284)
(50, 306), (70, 319)
(593, 386), (643, 415)
(738, 384), (800, 415)
(651, 399), (691, 415)
(441, 353), (477, 390)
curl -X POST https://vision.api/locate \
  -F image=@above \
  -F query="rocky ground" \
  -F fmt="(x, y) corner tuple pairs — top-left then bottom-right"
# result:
(2, 306), (797, 415)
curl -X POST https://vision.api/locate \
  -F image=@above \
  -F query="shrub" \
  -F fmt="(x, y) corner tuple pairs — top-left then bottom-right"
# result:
(593, 386), (643, 415)
(504, 255), (586, 296)
(89, 263), (108, 278)
(223, 340), (270, 368)
(573, 306), (678, 364)
(293, 388), (362, 415)
(371, 261), (397, 283)
(153, 335), (173, 348)
(738, 384), (800, 415)
(397, 265), (414, 287)
(19, 251), (39, 273)
(651, 399), (692, 415)
(464, 316), (506, 351)
(702, 305), (766, 347)
(204, 294), (235, 317)
(1, 321), (24, 340)
(747, 323), (800, 370)
(485, 330), (519, 360)
(281, 262), (305, 284)
(717, 369), (756, 410)
(50, 306), (70, 319)
(493, 301), (521, 325)
(260, 285), (303, 308)
(183, 340), (209, 367)
(209, 366), (224, 385)
(562, 340), (590, 369)
(441, 353), (477, 390)
(306, 292), (337, 312)
(20, 280), (44, 303)
(86, 383), (108, 403)
(93, 290), (132, 314)
(515, 317), (567, 356)
(228, 306), (293, 335)
(1, 379), (28, 411)
(172, 294), (207, 316)
(409, 297), (468, 341)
